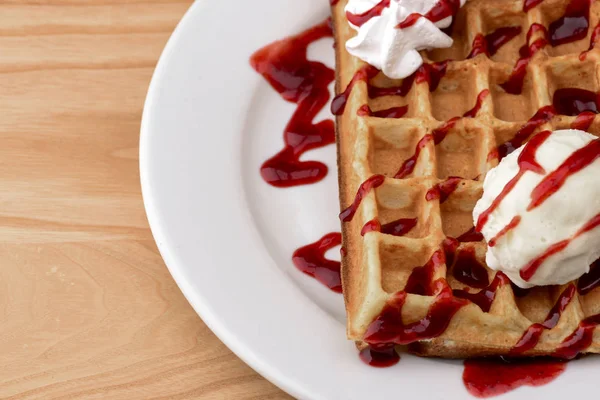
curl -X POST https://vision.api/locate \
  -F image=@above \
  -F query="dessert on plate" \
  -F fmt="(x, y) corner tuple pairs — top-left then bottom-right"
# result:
(331, 0), (600, 358)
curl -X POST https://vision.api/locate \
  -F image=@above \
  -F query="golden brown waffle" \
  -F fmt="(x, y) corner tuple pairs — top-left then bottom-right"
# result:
(332, 0), (600, 358)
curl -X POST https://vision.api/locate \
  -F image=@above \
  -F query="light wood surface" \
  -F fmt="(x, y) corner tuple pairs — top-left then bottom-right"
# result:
(0, 1), (291, 398)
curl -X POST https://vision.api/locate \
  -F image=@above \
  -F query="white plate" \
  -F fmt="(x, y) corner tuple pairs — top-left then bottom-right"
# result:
(140, 1), (598, 398)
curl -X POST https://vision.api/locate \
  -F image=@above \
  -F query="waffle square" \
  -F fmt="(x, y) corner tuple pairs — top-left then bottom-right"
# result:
(332, 0), (600, 357)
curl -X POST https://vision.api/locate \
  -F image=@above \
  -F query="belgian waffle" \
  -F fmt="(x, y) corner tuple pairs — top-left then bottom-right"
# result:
(332, 0), (600, 358)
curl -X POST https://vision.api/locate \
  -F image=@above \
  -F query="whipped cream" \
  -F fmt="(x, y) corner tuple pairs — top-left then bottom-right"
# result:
(474, 130), (600, 288)
(345, 0), (465, 79)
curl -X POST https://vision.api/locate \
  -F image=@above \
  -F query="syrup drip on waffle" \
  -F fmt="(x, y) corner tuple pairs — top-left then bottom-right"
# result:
(357, 104), (408, 118)
(292, 232), (343, 293)
(394, 89), (489, 179)
(571, 111), (596, 130)
(553, 88), (599, 116)
(426, 177), (462, 203)
(451, 248), (490, 289)
(404, 250), (445, 296)
(524, 0), (545, 12)
(501, 24), (549, 94)
(453, 272), (510, 312)
(549, 0), (590, 47)
(555, 313), (600, 358)
(580, 22), (600, 60)
(492, 106), (556, 161)
(467, 26), (523, 58)
(333, 61), (449, 116)
(339, 174), (386, 222)
(364, 285), (467, 345)
(250, 20), (335, 188)
(360, 217), (418, 237)
(502, 0), (592, 94)
(511, 285), (576, 354)
(578, 258), (600, 295)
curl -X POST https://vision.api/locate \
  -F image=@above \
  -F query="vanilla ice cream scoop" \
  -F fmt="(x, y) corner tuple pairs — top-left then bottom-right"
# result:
(344, 0), (466, 79)
(473, 129), (600, 288)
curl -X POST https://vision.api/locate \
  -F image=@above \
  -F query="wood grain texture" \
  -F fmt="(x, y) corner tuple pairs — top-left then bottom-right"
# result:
(0, 1), (291, 398)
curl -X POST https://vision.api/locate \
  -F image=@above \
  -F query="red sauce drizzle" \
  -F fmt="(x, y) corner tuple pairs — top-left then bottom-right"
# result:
(553, 88), (599, 116)
(463, 89), (490, 118)
(250, 21), (335, 188)
(361, 218), (381, 236)
(382, 218), (418, 236)
(426, 177), (462, 203)
(443, 237), (459, 267)
(332, 65), (379, 115)
(405, 250), (445, 296)
(292, 232), (342, 293)
(397, 13), (424, 29)
(359, 345), (400, 367)
(528, 138), (600, 210)
(340, 175), (386, 222)
(330, 0), (340, 5)
(554, 313), (600, 359)
(571, 111), (596, 130)
(396, 0), (463, 29)
(548, 0), (590, 47)
(368, 60), (449, 98)
(364, 285), (466, 345)
(500, 24), (548, 94)
(477, 130), (551, 232)
(580, 22), (600, 60)
(393, 135), (433, 179)
(452, 248), (490, 289)
(361, 217), (419, 236)
(463, 358), (566, 398)
(457, 227), (484, 242)
(511, 285), (576, 354)
(493, 106), (556, 161)
(394, 116), (462, 178)
(489, 216), (522, 247)
(578, 258), (600, 295)
(396, 88), (491, 178)
(467, 34), (488, 59)
(346, 0), (391, 28)
(357, 104), (408, 118)
(453, 273), (510, 312)
(520, 212), (600, 281)
(524, 0), (545, 12)
(468, 27), (523, 58)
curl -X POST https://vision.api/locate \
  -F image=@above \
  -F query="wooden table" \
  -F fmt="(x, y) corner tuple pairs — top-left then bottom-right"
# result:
(0, 1), (290, 398)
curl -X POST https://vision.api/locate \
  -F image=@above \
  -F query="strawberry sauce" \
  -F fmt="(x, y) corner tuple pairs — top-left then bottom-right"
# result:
(340, 175), (386, 222)
(250, 21), (335, 188)
(463, 358), (566, 398)
(511, 285), (576, 354)
(361, 217), (418, 237)
(452, 248), (490, 289)
(292, 233), (342, 293)
(578, 259), (600, 295)
(364, 286), (466, 345)
(453, 273), (510, 312)
(548, 0), (590, 47)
